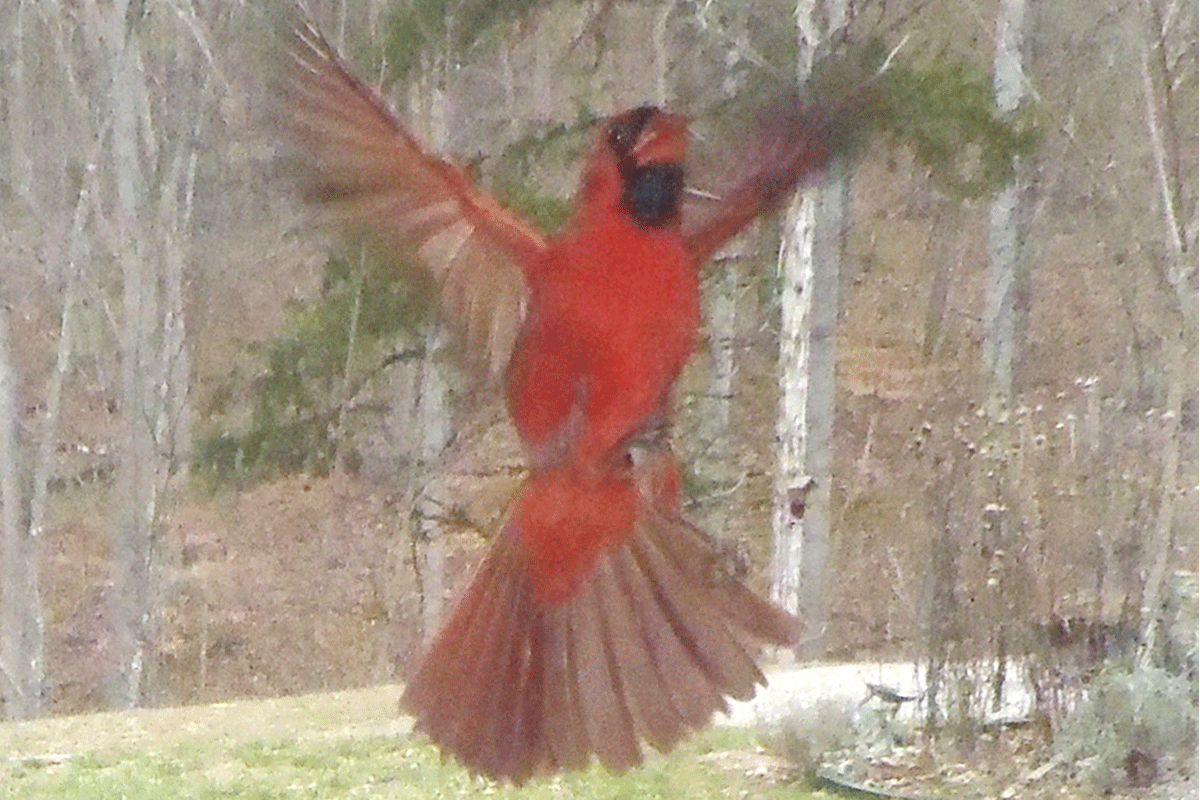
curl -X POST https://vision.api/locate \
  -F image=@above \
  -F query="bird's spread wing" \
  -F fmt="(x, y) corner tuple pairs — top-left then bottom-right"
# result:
(280, 22), (547, 379)
(684, 89), (871, 264)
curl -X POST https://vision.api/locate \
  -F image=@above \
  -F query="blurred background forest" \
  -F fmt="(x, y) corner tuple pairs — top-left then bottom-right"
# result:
(0, 0), (1195, 784)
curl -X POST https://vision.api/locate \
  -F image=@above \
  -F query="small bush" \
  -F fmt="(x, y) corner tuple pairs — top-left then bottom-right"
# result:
(761, 697), (858, 776)
(1055, 664), (1198, 792)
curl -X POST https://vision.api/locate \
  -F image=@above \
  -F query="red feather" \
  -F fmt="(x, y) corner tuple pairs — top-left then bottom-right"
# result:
(280, 20), (853, 784)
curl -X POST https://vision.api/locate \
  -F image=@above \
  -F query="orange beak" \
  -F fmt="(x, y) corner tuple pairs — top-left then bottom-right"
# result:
(630, 112), (688, 165)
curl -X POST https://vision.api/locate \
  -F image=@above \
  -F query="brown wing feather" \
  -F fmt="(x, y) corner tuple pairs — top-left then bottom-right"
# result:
(281, 22), (546, 378)
(590, 554), (683, 751)
(542, 603), (588, 772)
(684, 85), (875, 264)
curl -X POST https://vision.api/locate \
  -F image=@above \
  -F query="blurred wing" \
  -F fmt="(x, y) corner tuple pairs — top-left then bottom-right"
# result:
(684, 94), (863, 264)
(281, 22), (547, 378)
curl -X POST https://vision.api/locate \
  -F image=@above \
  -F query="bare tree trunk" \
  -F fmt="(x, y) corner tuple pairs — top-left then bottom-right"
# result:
(924, 453), (962, 730)
(773, 194), (814, 619)
(922, 201), (964, 360)
(983, 0), (1030, 410)
(695, 1), (748, 532)
(0, 0), (59, 721)
(1138, 0), (1196, 322)
(5, 1), (32, 204)
(5, 223), (86, 719)
(158, 144), (199, 487)
(24, 176), (93, 721)
(0, 1), (114, 719)
(415, 327), (452, 642)
(975, 0), (1033, 709)
(0, 301), (32, 718)
(709, 263), (739, 440)
(651, 2), (673, 107)
(1138, 330), (1185, 667)
(409, 70), (455, 643)
(771, 0), (847, 658)
(1135, 0), (1195, 667)
(0, 246), (71, 722)
(102, 1), (196, 708)
(696, 254), (742, 527)
(107, 8), (160, 707)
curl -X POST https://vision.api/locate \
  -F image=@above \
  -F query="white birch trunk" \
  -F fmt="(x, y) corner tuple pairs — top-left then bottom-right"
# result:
(5, 2), (32, 203)
(984, 0), (1029, 410)
(772, 0), (847, 657)
(415, 330), (452, 642)
(0, 302), (30, 717)
(410, 75), (455, 642)
(772, 195), (816, 619)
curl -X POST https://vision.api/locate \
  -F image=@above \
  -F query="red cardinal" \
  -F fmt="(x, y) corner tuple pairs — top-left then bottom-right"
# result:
(282, 21), (853, 784)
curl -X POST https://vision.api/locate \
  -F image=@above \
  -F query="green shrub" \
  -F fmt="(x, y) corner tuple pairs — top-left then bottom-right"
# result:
(1056, 664), (1197, 792)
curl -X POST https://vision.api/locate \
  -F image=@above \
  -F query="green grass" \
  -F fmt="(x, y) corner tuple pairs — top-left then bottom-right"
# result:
(0, 686), (825, 799)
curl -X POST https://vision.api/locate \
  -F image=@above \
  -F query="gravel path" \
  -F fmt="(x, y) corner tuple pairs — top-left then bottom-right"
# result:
(720, 660), (1035, 728)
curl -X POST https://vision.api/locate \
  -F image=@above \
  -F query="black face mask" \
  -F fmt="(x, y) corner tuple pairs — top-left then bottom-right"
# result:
(622, 163), (684, 228)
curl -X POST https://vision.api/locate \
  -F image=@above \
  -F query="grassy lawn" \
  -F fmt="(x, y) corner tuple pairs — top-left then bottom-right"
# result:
(0, 686), (824, 799)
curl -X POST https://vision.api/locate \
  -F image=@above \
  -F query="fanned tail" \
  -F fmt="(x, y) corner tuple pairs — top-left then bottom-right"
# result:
(400, 470), (797, 784)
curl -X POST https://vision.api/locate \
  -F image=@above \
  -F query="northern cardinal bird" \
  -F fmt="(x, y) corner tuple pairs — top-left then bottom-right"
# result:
(281, 20), (858, 784)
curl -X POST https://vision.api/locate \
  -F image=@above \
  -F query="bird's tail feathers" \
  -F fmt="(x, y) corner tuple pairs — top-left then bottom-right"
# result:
(400, 464), (798, 783)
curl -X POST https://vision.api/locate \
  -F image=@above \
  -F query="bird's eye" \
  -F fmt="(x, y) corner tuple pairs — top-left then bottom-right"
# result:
(607, 106), (657, 155)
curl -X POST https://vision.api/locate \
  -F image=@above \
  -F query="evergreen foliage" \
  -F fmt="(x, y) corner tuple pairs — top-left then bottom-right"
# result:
(193, 250), (432, 487)
(873, 52), (1039, 199)
(769, 37), (1041, 201)
(487, 112), (586, 232)
(194, 175), (567, 490)
(379, 0), (547, 83)
(197, 1), (581, 490)
(683, 23), (1038, 201)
